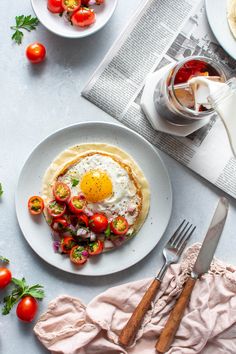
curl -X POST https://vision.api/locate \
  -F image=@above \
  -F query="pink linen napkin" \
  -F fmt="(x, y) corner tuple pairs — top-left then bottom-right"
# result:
(34, 244), (236, 353)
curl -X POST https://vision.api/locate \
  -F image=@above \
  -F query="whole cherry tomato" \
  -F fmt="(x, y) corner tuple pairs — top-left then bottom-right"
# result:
(47, 0), (64, 13)
(71, 7), (96, 27)
(26, 43), (46, 64)
(16, 296), (38, 322)
(89, 213), (108, 233)
(0, 267), (12, 289)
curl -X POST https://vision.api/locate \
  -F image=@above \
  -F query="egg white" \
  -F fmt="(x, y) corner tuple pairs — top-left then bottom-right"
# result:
(58, 154), (141, 225)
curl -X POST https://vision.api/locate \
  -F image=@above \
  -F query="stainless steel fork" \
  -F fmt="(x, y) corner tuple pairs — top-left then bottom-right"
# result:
(118, 220), (196, 347)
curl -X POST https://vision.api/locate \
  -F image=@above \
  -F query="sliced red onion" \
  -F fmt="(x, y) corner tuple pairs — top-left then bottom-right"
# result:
(77, 228), (88, 237)
(112, 237), (125, 247)
(51, 231), (60, 241)
(128, 204), (136, 215)
(88, 231), (96, 241)
(52, 241), (60, 253)
(78, 192), (86, 200)
(104, 239), (114, 249)
(84, 207), (93, 217)
(82, 250), (89, 257)
(67, 224), (76, 233)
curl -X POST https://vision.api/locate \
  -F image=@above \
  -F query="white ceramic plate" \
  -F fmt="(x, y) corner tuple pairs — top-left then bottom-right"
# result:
(206, 0), (236, 60)
(16, 122), (172, 276)
(31, 0), (117, 38)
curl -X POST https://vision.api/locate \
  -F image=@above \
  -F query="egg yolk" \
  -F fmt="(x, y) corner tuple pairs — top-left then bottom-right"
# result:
(80, 170), (113, 203)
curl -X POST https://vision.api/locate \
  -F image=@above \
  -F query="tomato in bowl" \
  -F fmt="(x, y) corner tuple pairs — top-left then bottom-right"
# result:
(31, 0), (118, 38)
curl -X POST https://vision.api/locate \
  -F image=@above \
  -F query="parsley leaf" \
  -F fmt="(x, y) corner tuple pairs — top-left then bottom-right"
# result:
(10, 15), (39, 45)
(2, 277), (45, 315)
(0, 183), (3, 197)
(104, 224), (111, 238)
(71, 178), (79, 187)
(0, 256), (9, 264)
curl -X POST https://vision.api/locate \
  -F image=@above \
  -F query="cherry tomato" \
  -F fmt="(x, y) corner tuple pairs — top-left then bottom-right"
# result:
(88, 240), (104, 256)
(95, 0), (104, 4)
(68, 196), (86, 214)
(70, 246), (88, 265)
(51, 217), (69, 232)
(28, 196), (44, 215)
(16, 296), (38, 322)
(110, 216), (129, 235)
(77, 213), (89, 227)
(53, 182), (71, 203)
(26, 43), (46, 64)
(71, 7), (96, 27)
(47, 200), (66, 218)
(61, 237), (76, 254)
(62, 0), (81, 12)
(89, 213), (108, 233)
(47, 0), (64, 13)
(81, 0), (90, 4)
(0, 268), (12, 289)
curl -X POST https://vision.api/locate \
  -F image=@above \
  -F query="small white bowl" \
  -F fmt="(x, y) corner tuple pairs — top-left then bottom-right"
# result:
(31, 0), (118, 38)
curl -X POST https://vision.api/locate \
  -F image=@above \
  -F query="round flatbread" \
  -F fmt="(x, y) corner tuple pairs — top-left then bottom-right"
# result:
(227, 0), (236, 39)
(42, 143), (150, 239)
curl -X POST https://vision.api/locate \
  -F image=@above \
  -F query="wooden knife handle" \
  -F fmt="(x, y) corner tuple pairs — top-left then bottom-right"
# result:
(156, 277), (196, 353)
(119, 278), (161, 347)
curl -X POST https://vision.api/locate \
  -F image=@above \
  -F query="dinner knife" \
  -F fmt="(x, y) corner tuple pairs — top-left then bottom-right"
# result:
(156, 196), (229, 353)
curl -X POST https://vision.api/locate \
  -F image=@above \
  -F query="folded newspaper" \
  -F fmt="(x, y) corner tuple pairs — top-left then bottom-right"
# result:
(82, 0), (236, 199)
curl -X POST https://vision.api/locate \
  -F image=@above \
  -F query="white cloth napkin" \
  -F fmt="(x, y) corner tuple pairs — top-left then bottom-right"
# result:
(34, 244), (236, 353)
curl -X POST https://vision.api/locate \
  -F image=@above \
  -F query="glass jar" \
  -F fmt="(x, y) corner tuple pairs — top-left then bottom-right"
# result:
(153, 56), (227, 126)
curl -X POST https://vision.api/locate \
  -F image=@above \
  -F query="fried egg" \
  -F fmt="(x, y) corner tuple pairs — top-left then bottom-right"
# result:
(42, 143), (150, 237)
(58, 153), (141, 225)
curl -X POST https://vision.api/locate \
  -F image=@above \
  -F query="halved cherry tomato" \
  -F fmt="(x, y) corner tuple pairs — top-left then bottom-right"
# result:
(71, 7), (96, 27)
(88, 240), (104, 256)
(77, 213), (89, 227)
(16, 296), (38, 322)
(61, 237), (76, 254)
(53, 182), (71, 203)
(28, 196), (44, 215)
(51, 217), (69, 232)
(68, 196), (86, 214)
(62, 0), (81, 12)
(110, 216), (129, 235)
(47, 200), (66, 218)
(70, 246), (88, 265)
(95, 0), (104, 4)
(89, 213), (108, 233)
(26, 43), (46, 64)
(47, 0), (64, 13)
(0, 267), (12, 289)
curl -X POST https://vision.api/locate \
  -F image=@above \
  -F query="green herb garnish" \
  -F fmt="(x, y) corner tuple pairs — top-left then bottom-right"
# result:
(71, 178), (79, 187)
(0, 256), (9, 264)
(0, 183), (3, 197)
(104, 224), (111, 238)
(2, 277), (45, 315)
(11, 15), (39, 45)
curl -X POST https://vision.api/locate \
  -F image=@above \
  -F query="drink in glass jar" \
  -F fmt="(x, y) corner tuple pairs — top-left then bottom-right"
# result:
(154, 56), (227, 125)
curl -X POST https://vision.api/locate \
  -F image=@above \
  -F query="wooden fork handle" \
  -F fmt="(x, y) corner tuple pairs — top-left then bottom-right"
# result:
(156, 277), (197, 353)
(119, 278), (161, 347)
